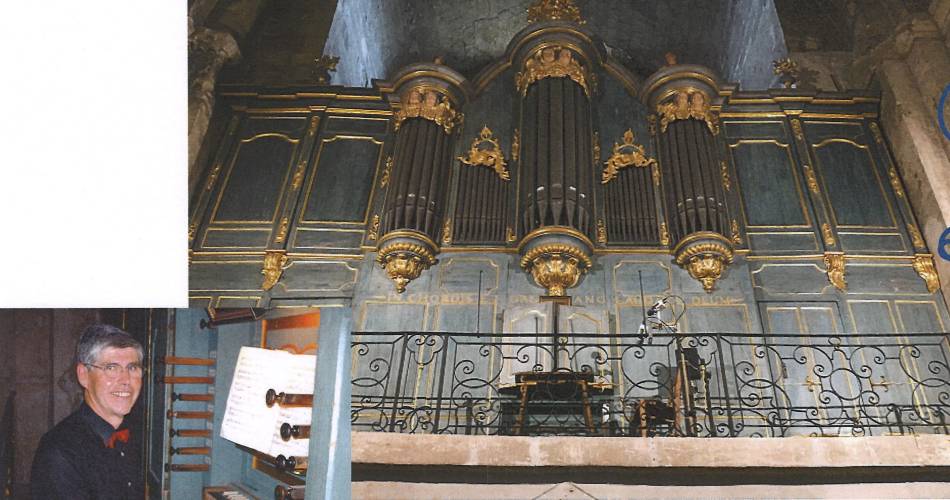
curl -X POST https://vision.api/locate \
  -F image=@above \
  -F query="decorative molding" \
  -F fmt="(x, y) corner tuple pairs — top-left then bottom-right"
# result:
(803, 164), (820, 194)
(306, 116), (320, 137)
(261, 251), (289, 291)
(720, 160), (731, 192)
(526, 0), (585, 24)
(457, 125), (510, 181)
(205, 163), (222, 191)
(274, 217), (290, 244)
(821, 223), (836, 247)
(376, 241), (438, 293)
(442, 218), (453, 245)
(657, 89), (718, 134)
(596, 219), (607, 245)
(188, 222), (197, 242)
(907, 223), (925, 249)
(592, 131), (600, 166)
(601, 129), (656, 184)
(912, 254), (940, 293)
(888, 168), (905, 198)
(659, 222), (670, 246)
(291, 163), (306, 191)
(869, 122), (884, 145)
(367, 214), (380, 241)
(380, 156), (392, 188)
(511, 129), (520, 163)
(520, 244), (592, 296)
(652, 164), (661, 187)
(731, 219), (742, 245)
(823, 252), (846, 291)
(393, 88), (462, 134)
(791, 118), (805, 142)
(506, 226), (517, 243)
(516, 45), (594, 97)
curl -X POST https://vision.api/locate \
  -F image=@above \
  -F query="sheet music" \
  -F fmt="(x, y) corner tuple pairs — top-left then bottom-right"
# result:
(221, 346), (316, 457)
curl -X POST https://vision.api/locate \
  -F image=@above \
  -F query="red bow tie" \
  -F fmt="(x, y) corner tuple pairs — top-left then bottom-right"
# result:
(106, 428), (130, 448)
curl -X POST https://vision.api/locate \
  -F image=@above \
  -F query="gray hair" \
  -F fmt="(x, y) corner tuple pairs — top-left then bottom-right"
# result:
(76, 324), (144, 365)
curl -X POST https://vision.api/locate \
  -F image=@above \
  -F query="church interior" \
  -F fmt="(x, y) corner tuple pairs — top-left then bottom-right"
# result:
(3, 0), (950, 498)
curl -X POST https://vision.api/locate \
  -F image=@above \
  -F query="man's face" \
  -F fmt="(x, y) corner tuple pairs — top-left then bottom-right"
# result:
(77, 346), (143, 428)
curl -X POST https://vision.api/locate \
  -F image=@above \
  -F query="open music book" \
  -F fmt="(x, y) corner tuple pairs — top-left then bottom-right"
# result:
(220, 346), (315, 457)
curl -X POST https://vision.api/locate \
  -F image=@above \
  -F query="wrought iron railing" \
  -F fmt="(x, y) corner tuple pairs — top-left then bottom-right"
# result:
(351, 332), (950, 437)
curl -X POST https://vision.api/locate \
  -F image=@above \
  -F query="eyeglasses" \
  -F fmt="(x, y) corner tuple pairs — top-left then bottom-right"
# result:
(85, 363), (144, 378)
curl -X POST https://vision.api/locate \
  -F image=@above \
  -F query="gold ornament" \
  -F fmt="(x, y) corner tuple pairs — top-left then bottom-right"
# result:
(274, 217), (290, 244)
(674, 239), (734, 293)
(393, 88), (462, 134)
(442, 218), (453, 245)
(659, 222), (670, 246)
(458, 126), (510, 181)
(506, 226), (517, 243)
(380, 156), (392, 188)
(526, 0), (584, 24)
(720, 160), (731, 192)
(367, 214), (380, 241)
(824, 252), (846, 291)
(291, 163), (306, 191)
(601, 129), (657, 184)
(888, 168), (905, 198)
(516, 45), (594, 97)
(261, 251), (289, 291)
(511, 129), (520, 163)
(791, 119), (805, 142)
(821, 223), (836, 247)
(652, 164), (661, 187)
(596, 219), (607, 245)
(907, 224), (925, 249)
(731, 220), (742, 245)
(376, 242), (437, 293)
(657, 89), (718, 134)
(520, 244), (592, 296)
(869, 122), (884, 145)
(803, 164), (820, 194)
(912, 254), (940, 293)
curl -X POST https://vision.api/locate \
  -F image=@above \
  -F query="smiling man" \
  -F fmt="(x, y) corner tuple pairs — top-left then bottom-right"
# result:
(30, 324), (145, 499)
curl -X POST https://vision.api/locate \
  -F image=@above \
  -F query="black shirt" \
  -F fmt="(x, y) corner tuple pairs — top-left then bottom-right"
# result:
(30, 402), (143, 500)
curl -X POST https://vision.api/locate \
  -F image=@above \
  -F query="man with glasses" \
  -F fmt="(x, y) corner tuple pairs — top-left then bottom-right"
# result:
(30, 324), (145, 499)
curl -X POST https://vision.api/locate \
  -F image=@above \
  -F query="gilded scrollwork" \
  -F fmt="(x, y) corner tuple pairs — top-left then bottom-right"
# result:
(205, 163), (222, 191)
(674, 240), (734, 293)
(731, 220), (742, 245)
(720, 160), (731, 192)
(601, 129), (656, 184)
(506, 226), (517, 243)
(888, 168), (905, 198)
(659, 222), (670, 246)
(907, 223), (925, 249)
(596, 219), (607, 245)
(261, 251), (290, 291)
(515, 45), (594, 97)
(791, 119), (804, 142)
(442, 218), (453, 245)
(511, 129), (520, 163)
(824, 252), (846, 291)
(803, 164), (820, 194)
(821, 223), (836, 247)
(526, 0), (585, 24)
(274, 217), (290, 244)
(592, 131), (600, 166)
(367, 214), (380, 241)
(657, 89), (718, 134)
(393, 87), (462, 134)
(652, 164), (661, 187)
(520, 243), (592, 296)
(869, 122), (884, 145)
(291, 163), (306, 191)
(376, 242), (438, 293)
(912, 254), (940, 293)
(379, 156), (392, 188)
(457, 125), (510, 181)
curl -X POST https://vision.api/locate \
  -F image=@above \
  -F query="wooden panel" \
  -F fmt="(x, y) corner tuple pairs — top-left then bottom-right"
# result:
(302, 136), (382, 223)
(731, 140), (808, 227)
(213, 133), (298, 223)
(812, 140), (893, 228)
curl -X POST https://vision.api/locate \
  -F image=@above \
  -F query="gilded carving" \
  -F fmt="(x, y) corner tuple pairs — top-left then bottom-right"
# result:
(520, 244), (592, 296)
(674, 240), (734, 293)
(731, 219), (742, 245)
(205, 163), (222, 191)
(376, 242), (438, 293)
(442, 218), (453, 245)
(869, 122), (884, 145)
(506, 226), (517, 243)
(596, 219), (607, 245)
(803, 165), (820, 194)
(393, 88), (462, 134)
(821, 223), (836, 247)
(657, 89), (718, 134)
(291, 163), (306, 191)
(912, 254), (940, 293)
(772, 58), (800, 89)
(380, 156), (392, 188)
(720, 160), (731, 192)
(261, 251), (289, 291)
(188, 222), (197, 241)
(659, 222), (670, 246)
(823, 252), (846, 291)
(367, 214), (380, 241)
(274, 217), (290, 244)
(312, 55), (339, 84)
(791, 119), (804, 142)
(601, 129), (657, 184)
(306, 116), (320, 137)
(652, 164), (661, 187)
(458, 125), (510, 181)
(888, 168), (905, 198)
(527, 0), (585, 24)
(907, 223), (925, 249)
(516, 46), (594, 97)
(512, 129), (520, 163)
